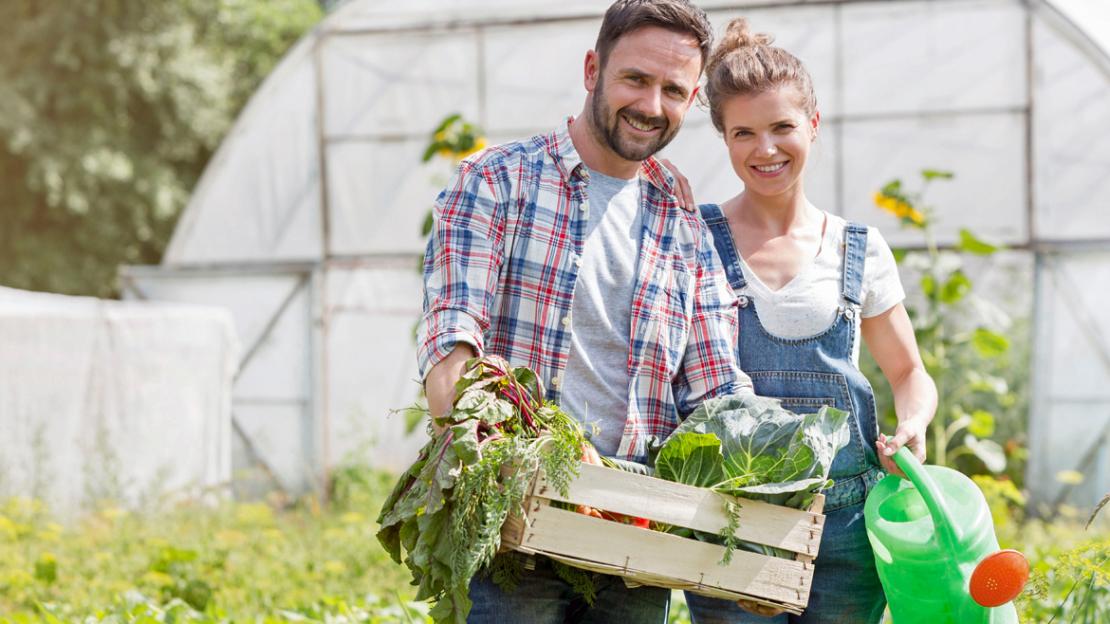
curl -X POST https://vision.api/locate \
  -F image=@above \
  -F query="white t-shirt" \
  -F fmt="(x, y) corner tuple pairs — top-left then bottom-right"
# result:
(733, 212), (905, 365)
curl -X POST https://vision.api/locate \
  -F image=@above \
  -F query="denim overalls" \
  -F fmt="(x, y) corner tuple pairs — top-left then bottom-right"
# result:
(685, 204), (887, 624)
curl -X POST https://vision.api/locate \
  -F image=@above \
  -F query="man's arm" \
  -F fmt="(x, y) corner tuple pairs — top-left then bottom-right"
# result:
(417, 157), (507, 420)
(673, 223), (752, 416)
(425, 343), (477, 431)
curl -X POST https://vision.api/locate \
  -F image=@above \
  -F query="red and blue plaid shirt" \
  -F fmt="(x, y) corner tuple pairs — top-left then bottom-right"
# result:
(418, 118), (750, 461)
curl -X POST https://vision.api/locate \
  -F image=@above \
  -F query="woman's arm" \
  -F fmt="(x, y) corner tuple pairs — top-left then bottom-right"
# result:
(861, 303), (938, 477)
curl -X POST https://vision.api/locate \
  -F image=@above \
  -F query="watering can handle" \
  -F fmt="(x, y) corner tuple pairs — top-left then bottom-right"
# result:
(892, 446), (963, 551)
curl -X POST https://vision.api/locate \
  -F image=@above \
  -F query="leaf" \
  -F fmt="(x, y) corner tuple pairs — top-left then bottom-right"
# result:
(921, 169), (955, 181)
(402, 403), (427, 435)
(920, 274), (937, 298)
(964, 435), (1006, 473)
(891, 248), (908, 264)
(659, 395), (850, 507)
(654, 432), (726, 488)
(421, 211), (435, 237)
(972, 328), (1010, 358)
(940, 270), (971, 304)
(957, 228), (998, 255)
(881, 179), (903, 196)
(967, 410), (996, 438)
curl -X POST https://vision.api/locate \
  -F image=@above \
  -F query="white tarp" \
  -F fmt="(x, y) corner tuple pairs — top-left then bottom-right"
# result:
(0, 287), (239, 516)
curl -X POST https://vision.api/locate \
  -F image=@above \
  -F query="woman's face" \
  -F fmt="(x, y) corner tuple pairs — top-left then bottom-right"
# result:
(720, 86), (819, 200)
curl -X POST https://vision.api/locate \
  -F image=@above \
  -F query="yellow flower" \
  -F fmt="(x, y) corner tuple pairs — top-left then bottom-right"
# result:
(142, 570), (175, 587)
(1055, 470), (1084, 485)
(100, 506), (127, 521)
(339, 511), (365, 525)
(0, 514), (17, 540)
(215, 529), (247, 546)
(873, 192), (926, 226)
(234, 502), (275, 527)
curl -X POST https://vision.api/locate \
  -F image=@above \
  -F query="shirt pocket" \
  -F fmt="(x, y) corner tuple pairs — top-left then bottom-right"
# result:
(651, 268), (692, 367)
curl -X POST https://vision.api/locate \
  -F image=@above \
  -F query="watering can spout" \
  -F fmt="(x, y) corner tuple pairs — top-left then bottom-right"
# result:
(969, 549), (1029, 607)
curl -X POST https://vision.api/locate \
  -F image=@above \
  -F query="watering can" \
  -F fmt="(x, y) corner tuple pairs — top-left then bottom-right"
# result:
(864, 447), (1029, 623)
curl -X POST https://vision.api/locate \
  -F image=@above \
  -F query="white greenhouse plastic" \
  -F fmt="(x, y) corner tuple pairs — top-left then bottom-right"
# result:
(0, 287), (238, 516)
(120, 0), (1110, 508)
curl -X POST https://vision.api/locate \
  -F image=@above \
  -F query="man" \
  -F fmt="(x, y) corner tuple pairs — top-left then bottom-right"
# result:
(417, 1), (752, 620)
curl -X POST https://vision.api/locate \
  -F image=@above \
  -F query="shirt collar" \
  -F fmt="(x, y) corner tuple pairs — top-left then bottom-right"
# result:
(545, 116), (678, 196)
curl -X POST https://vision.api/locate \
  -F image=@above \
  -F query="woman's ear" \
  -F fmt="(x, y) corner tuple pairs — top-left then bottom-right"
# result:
(810, 109), (821, 141)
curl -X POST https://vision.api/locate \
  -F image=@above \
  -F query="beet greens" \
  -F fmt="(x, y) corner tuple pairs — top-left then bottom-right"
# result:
(376, 356), (585, 623)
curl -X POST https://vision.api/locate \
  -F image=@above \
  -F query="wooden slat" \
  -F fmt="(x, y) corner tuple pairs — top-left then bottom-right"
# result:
(538, 553), (805, 615)
(519, 504), (813, 609)
(533, 463), (824, 557)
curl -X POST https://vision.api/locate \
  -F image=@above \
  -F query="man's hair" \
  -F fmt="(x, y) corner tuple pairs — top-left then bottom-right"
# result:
(595, 0), (714, 72)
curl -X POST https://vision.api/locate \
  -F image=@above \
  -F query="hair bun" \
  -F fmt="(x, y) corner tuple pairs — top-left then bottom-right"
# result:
(707, 18), (774, 73)
(724, 17), (773, 48)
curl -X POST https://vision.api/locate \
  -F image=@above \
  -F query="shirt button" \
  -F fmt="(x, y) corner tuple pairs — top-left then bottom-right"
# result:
(579, 204), (587, 212)
(574, 255), (583, 267)
(562, 314), (572, 327)
(551, 375), (562, 389)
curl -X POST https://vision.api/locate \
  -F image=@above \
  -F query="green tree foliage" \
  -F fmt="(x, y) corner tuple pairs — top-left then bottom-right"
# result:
(0, 0), (321, 297)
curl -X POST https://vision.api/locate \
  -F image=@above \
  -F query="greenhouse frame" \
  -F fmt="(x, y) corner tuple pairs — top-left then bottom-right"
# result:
(119, 0), (1110, 507)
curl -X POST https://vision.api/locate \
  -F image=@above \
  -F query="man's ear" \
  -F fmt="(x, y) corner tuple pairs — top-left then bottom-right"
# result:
(689, 85), (700, 105)
(584, 50), (600, 92)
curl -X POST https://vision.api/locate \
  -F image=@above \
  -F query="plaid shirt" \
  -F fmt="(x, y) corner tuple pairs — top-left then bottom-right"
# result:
(418, 118), (750, 461)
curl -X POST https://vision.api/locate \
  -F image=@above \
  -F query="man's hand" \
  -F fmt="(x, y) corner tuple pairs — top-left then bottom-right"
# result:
(876, 417), (929, 478)
(424, 343), (477, 435)
(576, 442), (605, 519)
(659, 158), (696, 212)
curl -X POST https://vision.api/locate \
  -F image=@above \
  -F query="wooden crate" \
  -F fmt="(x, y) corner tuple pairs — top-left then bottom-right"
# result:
(501, 462), (826, 615)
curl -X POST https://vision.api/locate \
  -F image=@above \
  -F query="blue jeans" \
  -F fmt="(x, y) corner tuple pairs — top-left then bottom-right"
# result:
(685, 500), (886, 624)
(468, 554), (670, 623)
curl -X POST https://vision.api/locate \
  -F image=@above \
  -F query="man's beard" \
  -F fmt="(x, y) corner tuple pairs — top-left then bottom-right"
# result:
(588, 76), (682, 162)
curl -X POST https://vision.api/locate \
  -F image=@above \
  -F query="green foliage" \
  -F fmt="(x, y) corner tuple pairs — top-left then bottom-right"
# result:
(0, 0), (322, 297)
(865, 169), (1029, 480)
(376, 356), (586, 624)
(0, 477), (429, 622)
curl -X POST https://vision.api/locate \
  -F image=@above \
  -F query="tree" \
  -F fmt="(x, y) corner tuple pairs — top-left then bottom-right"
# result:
(0, 0), (321, 297)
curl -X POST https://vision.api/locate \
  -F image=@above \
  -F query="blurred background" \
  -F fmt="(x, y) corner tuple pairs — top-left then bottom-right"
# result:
(1, 1), (1108, 621)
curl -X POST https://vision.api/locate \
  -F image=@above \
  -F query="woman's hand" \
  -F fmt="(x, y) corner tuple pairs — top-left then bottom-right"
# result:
(659, 158), (696, 212)
(876, 417), (928, 478)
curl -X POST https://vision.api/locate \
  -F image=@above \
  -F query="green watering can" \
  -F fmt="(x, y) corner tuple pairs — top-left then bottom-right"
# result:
(864, 447), (1029, 623)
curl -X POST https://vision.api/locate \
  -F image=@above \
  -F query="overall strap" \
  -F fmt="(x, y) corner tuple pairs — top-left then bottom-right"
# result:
(841, 222), (869, 306)
(697, 204), (747, 290)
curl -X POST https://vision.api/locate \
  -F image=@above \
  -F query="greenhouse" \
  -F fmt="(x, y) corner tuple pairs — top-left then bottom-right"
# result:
(120, 0), (1110, 508)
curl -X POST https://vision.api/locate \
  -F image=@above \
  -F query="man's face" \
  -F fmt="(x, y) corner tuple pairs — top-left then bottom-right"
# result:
(585, 26), (702, 163)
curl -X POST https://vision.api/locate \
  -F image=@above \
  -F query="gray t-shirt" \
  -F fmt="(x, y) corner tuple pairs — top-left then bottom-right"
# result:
(560, 169), (642, 456)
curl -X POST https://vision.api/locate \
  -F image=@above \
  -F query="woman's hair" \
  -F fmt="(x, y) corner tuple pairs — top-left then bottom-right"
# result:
(703, 18), (817, 133)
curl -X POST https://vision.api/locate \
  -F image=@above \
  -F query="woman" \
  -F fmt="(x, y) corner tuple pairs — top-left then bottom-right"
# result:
(681, 18), (938, 624)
